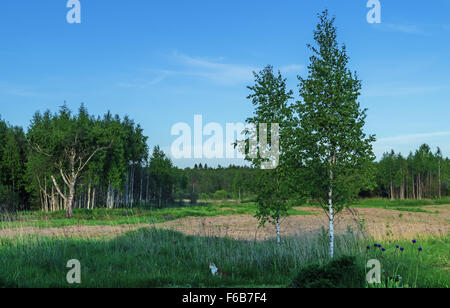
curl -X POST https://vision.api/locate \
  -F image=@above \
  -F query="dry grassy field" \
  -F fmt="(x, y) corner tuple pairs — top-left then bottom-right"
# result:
(1, 204), (448, 241)
(157, 205), (450, 240)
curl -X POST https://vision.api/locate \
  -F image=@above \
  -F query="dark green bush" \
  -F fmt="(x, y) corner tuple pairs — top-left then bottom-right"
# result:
(199, 193), (210, 201)
(290, 255), (365, 288)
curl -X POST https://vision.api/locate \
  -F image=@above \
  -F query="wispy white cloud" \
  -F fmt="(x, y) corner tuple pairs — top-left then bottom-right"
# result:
(374, 23), (425, 35)
(280, 64), (304, 74)
(168, 53), (257, 86)
(118, 73), (169, 89)
(118, 52), (303, 88)
(0, 83), (43, 98)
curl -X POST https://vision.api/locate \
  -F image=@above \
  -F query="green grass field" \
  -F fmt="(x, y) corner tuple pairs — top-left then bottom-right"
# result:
(0, 201), (316, 229)
(352, 197), (450, 208)
(0, 228), (447, 288)
(0, 198), (448, 288)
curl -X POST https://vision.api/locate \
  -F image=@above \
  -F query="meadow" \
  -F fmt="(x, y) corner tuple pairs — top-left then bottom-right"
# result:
(0, 228), (447, 288)
(0, 198), (448, 288)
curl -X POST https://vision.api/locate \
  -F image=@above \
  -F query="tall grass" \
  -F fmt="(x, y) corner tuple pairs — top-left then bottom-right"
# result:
(0, 228), (361, 288)
(362, 235), (449, 288)
(0, 228), (447, 288)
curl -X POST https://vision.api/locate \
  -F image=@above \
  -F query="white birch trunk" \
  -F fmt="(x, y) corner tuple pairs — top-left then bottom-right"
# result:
(87, 180), (91, 210)
(329, 160), (335, 259)
(276, 217), (281, 245)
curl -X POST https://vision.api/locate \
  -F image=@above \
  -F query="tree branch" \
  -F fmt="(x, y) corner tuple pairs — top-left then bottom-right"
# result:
(51, 175), (67, 202)
(76, 144), (110, 175)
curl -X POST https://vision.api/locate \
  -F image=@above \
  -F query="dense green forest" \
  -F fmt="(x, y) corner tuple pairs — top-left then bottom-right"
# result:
(0, 107), (448, 216)
(376, 145), (449, 200)
(0, 107), (259, 216)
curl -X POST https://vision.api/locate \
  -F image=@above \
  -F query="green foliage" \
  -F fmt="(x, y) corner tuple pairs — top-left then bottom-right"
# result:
(0, 117), (29, 211)
(244, 65), (301, 235)
(290, 256), (365, 288)
(295, 10), (376, 213)
(149, 146), (177, 207)
(184, 165), (257, 201)
(376, 145), (448, 200)
(23, 105), (150, 214)
(199, 193), (210, 201)
(213, 190), (228, 201)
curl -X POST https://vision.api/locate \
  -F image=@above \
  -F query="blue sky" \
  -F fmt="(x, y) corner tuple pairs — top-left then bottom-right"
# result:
(0, 0), (449, 167)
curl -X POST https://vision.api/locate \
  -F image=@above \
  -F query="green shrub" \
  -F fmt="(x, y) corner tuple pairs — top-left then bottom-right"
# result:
(213, 190), (228, 201)
(199, 193), (210, 201)
(290, 256), (365, 288)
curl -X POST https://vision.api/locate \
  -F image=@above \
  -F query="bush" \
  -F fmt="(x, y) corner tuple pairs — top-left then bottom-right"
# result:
(199, 193), (210, 201)
(290, 256), (365, 288)
(213, 190), (228, 201)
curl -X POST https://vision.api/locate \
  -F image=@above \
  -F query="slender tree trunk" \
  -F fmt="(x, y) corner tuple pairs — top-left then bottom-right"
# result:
(51, 185), (55, 212)
(44, 178), (49, 212)
(418, 173), (421, 199)
(276, 217), (281, 245)
(146, 174), (149, 205)
(39, 191), (44, 212)
(390, 181), (394, 200)
(429, 172), (432, 198)
(329, 156), (335, 259)
(438, 159), (442, 199)
(66, 183), (75, 219)
(130, 166), (135, 207)
(87, 180), (91, 210)
(140, 168), (143, 205)
(92, 187), (96, 209)
(125, 169), (129, 206)
(107, 182), (111, 209)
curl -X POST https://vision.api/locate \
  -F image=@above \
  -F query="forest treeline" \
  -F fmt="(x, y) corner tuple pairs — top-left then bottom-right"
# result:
(0, 107), (449, 215)
(376, 145), (449, 200)
(0, 107), (258, 216)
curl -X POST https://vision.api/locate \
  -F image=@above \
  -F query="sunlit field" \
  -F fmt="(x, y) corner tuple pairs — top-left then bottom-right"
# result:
(0, 199), (448, 288)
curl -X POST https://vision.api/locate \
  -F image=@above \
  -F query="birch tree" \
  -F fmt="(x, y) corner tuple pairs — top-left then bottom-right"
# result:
(243, 65), (300, 244)
(28, 105), (111, 218)
(296, 11), (376, 257)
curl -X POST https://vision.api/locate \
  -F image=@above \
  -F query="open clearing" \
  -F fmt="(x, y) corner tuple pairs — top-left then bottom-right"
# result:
(158, 205), (450, 240)
(1, 204), (448, 240)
